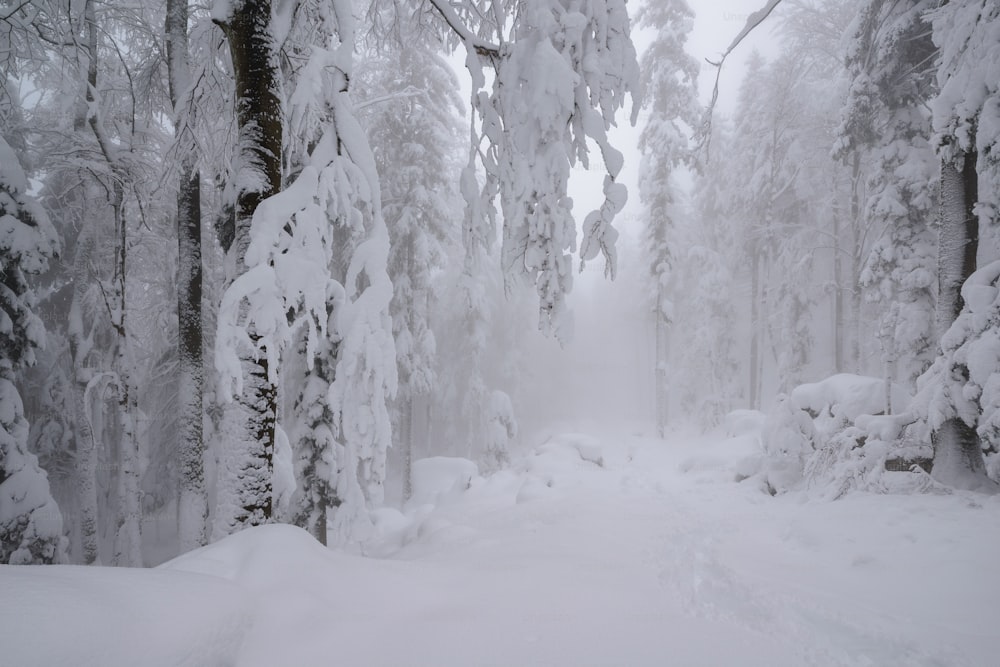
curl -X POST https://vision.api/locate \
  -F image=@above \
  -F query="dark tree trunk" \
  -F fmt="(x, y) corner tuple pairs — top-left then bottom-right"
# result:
(167, 0), (207, 551)
(214, 0), (284, 530)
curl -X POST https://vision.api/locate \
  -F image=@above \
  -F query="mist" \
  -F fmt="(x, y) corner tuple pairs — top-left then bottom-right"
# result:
(2, 0), (1000, 664)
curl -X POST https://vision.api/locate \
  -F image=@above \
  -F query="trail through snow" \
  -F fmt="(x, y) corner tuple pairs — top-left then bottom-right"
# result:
(2, 425), (998, 666)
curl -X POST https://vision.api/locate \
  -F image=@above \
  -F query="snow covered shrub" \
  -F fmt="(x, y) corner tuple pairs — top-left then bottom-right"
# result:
(913, 260), (1000, 488)
(759, 394), (817, 494)
(484, 390), (517, 474)
(759, 374), (938, 498)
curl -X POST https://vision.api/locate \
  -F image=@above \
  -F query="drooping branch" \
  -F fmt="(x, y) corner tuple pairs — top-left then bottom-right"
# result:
(425, 0), (500, 60)
(698, 0), (785, 154)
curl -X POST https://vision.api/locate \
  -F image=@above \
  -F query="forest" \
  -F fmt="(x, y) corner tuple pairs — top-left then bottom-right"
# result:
(1, 0), (999, 664)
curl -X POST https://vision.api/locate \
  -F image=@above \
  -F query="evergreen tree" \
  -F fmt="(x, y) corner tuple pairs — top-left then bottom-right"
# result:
(0, 133), (66, 564)
(636, 0), (700, 434)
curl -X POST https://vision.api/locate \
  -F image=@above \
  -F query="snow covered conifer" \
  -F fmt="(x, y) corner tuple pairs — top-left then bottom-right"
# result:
(918, 0), (1000, 486)
(635, 0), (700, 433)
(838, 0), (938, 396)
(357, 21), (463, 500)
(0, 135), (66, 564)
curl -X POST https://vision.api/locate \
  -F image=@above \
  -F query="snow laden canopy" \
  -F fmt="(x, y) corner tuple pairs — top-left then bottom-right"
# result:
(428, 0), (640, 343)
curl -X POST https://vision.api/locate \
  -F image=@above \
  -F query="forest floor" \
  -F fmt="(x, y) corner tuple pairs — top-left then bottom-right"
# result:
(3, 424), (999, 666)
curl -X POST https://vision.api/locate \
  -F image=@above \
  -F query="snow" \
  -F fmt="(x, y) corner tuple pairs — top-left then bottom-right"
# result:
(3, 426), (998, 666)
(790, 374), (888, 421)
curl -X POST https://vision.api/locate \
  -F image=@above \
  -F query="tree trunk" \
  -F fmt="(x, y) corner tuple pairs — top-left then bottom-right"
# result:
(167, 0), (207, 553)
(849, 153), (862, 372)
(933, 150), (988, 485)
(110, 187), (142, 567)
(750, 247), (761, 410)
(931, 417), (995, 491)
(833, 203), (844, 373)
(71, 231), (99, 565)
(213, 0), (284, 534)
(399, 396), (414, 502)
(936, 152), (978, 335)
(654, 290), (669, 436)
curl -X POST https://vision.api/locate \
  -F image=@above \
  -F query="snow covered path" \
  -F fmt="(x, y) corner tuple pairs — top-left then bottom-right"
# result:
(3, 427), (999, 666)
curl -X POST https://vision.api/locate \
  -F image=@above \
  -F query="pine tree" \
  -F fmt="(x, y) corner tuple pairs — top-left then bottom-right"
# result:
(357, 26), (462, 499)
(0, 134), (66, 564)
(635, 0), (700, 434)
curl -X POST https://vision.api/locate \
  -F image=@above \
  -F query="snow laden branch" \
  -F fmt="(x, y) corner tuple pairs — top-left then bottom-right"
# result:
(698, 0), (784, 155)
(429, 0), (640, 343)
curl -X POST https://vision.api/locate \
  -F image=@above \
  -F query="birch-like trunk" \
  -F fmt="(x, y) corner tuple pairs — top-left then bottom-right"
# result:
(70, 229), (99, 565)
(167, 0), (207, 552)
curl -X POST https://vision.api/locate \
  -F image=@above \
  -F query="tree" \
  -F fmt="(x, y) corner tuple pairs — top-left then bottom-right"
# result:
(0, 133), (67, 564)
(357, 16), (463, 500)
(635, 0), (700, 434)
(920, 0), (1000, 487)
(211, 0), (285, 535)
(166, 0), (208, 552)
(838, 0), (938, 402)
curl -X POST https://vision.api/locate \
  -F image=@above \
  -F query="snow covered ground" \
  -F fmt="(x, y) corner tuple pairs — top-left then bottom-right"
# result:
(3, 424), (998, 667)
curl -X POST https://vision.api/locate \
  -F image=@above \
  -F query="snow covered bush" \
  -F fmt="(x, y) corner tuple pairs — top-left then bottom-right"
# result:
(484, 390), (517, 473)
(758, 374), (937, 498)
(0, 136), (66, 564)
(759, 394), (817, 495)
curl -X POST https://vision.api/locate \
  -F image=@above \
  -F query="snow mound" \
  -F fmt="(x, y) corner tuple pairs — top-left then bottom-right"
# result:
(161, 523), (334, 587)
(790, 373), (886, 421)
(536, 432), (606, 467)
(0, 564), (249, 667)
(409, 456), (480, 508)
(722, 409), (766, 437)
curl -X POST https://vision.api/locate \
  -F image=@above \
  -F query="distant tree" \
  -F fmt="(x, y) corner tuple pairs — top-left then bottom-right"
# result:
(357, 17), (462, 499)
(838, 0), (938, 402)
(635, 0), (700, 434)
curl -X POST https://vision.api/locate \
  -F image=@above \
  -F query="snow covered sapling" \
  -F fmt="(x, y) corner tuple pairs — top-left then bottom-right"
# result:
(484, 390), (517, 473)
(0, 136), (67, 564)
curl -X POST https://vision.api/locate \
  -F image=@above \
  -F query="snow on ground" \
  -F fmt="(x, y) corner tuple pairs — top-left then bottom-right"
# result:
(2, 423), (999, 667)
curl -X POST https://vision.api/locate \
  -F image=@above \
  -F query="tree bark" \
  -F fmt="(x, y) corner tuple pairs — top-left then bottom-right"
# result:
(750, 247), (761, 411)
(933, 149), (987, 485)
(70, 228), (99, 565)
(936, 152), (978, 335)
(213, 0), (284, 532)
(167, 0), (207, 553)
